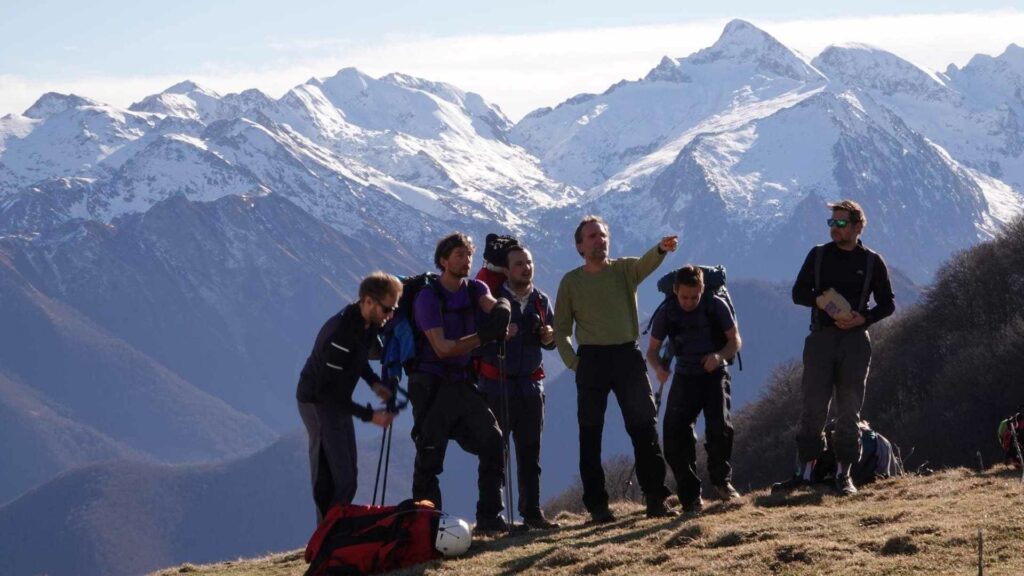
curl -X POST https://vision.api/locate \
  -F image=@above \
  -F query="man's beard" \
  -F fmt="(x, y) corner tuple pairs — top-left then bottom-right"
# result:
(509, 275), (531, 291)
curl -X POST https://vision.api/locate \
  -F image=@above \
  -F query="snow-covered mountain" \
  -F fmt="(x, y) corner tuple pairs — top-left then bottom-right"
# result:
(2, 18), (1023, 576)
(0, 71), (576, 259)
(585, 89), (988, 279)
(813, 43), (1024, 229)
(516, 20), (1023, 281)
(511, 19), (827, 192)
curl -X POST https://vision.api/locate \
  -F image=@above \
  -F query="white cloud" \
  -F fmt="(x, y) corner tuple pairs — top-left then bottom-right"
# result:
(2, 11), (1022, 122)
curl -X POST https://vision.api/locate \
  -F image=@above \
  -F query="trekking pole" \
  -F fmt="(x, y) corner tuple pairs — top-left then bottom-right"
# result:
(381, 422), (394, 504)
(372, 426), (387, 506)
(373, 381), (407, 506)
(499, 339), (515, 532)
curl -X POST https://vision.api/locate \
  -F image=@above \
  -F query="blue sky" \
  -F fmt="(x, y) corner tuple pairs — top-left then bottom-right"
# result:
(2, 1), (1024, 119)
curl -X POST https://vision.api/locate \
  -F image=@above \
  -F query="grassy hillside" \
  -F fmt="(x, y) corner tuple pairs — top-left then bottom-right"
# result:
(152, 467), (1023, 575)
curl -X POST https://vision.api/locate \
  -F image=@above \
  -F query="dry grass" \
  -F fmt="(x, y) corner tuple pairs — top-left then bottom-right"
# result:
(151, 467), (1024, 576)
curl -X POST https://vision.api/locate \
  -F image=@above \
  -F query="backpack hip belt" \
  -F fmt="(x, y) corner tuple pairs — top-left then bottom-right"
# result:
(477, 361), (544, 382)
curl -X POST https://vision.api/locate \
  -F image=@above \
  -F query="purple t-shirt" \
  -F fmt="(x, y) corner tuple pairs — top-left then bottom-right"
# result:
(414, 278), (490, 376)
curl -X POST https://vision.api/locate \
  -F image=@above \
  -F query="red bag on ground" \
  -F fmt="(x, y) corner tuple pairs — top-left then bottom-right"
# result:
(304, 499), (442, 576)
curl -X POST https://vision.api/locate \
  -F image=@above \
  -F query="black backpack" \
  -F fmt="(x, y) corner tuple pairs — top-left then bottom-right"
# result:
(644, 265), (742, 370)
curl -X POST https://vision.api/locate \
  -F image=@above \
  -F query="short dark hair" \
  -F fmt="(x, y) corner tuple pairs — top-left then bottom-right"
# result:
(434, 232), (475, 271)
(505, 244), (530, 264)
(359, 271), (402, 301)
(829, 199), (867, 226)
(673, 265), (704, 288)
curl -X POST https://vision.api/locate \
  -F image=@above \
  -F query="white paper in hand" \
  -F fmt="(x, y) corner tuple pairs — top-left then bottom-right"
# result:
(815, 288), (853, 321)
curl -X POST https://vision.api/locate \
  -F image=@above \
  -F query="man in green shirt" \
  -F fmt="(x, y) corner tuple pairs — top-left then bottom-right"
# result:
(554, 215), (679, 522)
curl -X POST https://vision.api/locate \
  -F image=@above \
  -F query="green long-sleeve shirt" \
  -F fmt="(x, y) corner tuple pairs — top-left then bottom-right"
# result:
(554, 244), (667, 370)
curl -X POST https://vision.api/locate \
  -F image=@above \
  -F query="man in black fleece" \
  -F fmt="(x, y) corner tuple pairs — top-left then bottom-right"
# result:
(296, 272), (402, 523)
(785, 199), (895, 497)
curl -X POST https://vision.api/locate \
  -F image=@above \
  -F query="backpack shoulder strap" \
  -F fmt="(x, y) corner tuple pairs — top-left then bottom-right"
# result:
(534, 291), (548, 324)
(643, 299), (668, 336)
(858, 249), (876, 312)
(814, 245), (825, 293)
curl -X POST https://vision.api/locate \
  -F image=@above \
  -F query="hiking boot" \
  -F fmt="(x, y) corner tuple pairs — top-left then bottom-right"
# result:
(770, 475), (809, 495)
(711, 482), (742, 501)
(474, 515), (509, 534)
(681, 497), (703, 515)
(589, 508), (616, 524)
(835, 473), (857, 496)
(522, 512), (561, 530)
(645, 497), (678, 518)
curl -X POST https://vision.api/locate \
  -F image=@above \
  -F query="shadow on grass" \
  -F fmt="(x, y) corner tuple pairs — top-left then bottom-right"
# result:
(456, 508), (695, 574)
(753, 488), (827, 508)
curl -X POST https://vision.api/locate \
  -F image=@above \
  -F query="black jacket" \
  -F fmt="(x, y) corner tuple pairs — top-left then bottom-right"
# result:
(296, 303), (380, 420)
(792, 241), (895, 329)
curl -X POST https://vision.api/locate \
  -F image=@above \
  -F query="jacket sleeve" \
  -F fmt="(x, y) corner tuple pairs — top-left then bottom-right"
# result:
(554, 277), (578, 370)
(863, 253), (896, 326)
(361, 361), (381, 388)
(626, 244), (667, 287)
(792, 247), (818, 308)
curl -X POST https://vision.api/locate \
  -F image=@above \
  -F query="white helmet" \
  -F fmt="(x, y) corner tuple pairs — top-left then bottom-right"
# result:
(435, 513), (472, 557)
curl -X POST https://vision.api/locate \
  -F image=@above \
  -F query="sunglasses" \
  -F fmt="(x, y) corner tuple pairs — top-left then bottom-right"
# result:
(374, 299), (397, 314)
(827, 218), (856, 229)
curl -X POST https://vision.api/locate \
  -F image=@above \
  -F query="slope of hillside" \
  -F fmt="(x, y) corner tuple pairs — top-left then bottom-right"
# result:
(0, 432), (414, 576)
(151, 467), (1024, 575)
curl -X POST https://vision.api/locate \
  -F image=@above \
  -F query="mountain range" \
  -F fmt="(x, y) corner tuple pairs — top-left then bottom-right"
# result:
(0, 18), (1018, 576)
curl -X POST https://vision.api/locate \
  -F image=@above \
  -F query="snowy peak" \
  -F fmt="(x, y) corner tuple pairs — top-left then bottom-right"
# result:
(314, 67), (506, 141)
(814, 44), (946, 98)
(959, 43), (1024, 75)
(129, 81), (226, 122)
(642, 56), (685, 83)
(165, 80), (218, 97)
(684, 19), (823, 83)
(24, 93), (98, 120)
(380, 72), (512, 135)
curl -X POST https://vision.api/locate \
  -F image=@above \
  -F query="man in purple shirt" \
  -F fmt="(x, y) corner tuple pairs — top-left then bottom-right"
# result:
(410, 232), (512, 533)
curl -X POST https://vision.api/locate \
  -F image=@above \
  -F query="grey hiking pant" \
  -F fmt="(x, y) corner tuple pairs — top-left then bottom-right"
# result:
(299, 400), (358, 525)
(796, 327), (871, 465)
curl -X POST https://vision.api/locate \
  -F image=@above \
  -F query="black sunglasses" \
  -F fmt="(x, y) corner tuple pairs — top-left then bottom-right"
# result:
(827, 218), (855, 229)
(374, 298), (397, 314)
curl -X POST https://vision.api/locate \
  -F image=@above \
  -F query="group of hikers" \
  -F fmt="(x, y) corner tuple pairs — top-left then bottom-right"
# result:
(295, 198), (900, 563)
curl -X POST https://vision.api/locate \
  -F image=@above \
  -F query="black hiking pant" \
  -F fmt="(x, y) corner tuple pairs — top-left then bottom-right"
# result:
(663, 369), (733, 503)
(797, 327), (871, 465)
(576, 343), (669, 513)
(483, 385), (545, 519)
(298, 400), (358, 524)
(408, 371), (505, 521)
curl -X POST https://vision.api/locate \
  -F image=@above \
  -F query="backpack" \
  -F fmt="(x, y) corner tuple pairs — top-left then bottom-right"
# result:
(998, 413), (1024, 465)
(304, 499), (442, 576)
(474, 233), (520, 294)
(814, 421), (898, 485)
(379, 273), (480, 387)
(644, 265), (743, 370)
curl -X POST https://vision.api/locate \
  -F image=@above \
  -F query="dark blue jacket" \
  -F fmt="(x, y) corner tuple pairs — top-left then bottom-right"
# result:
(477, 284), (555, 396)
